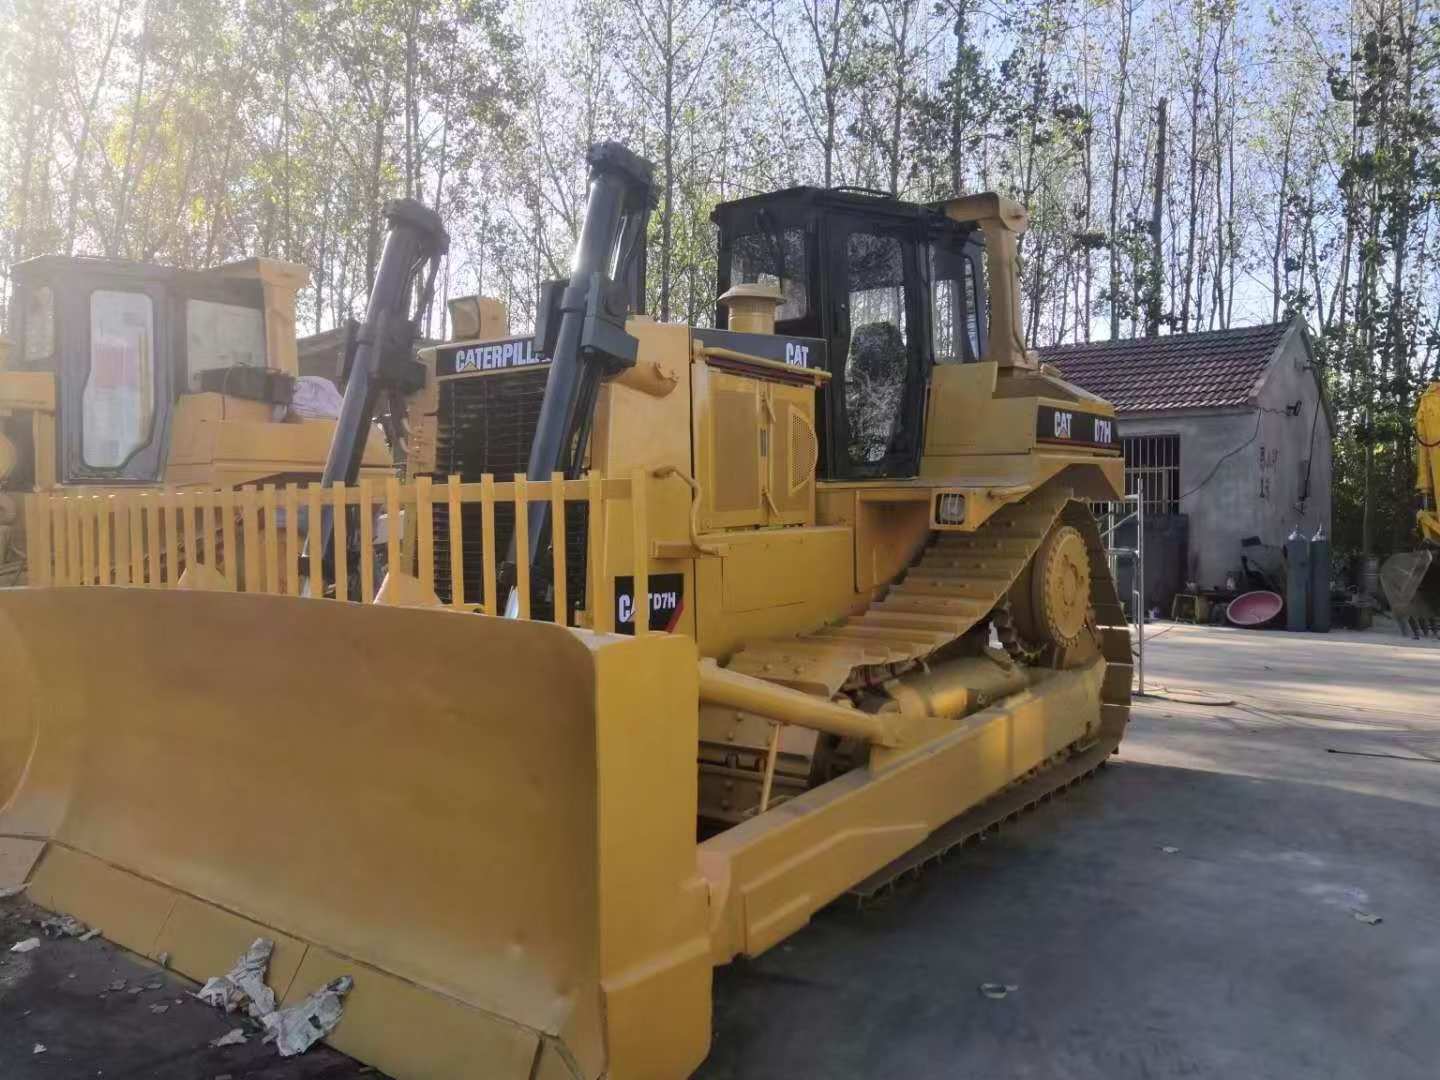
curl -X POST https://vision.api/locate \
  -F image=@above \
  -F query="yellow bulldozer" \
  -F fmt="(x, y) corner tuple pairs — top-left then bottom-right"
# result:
(0, 144), (1131, 1079)
(0, 244), (407, 585)
(1380, 381), (1440, 636)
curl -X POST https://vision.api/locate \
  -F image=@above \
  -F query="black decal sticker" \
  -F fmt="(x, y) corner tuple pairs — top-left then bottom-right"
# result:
(436, 336), (548, 376)
(1035, 405), (1117, 449)
(614, 573), (685, 635)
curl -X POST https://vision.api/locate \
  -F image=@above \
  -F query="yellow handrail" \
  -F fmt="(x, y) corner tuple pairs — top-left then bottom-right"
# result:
(23, 474), (645, 636)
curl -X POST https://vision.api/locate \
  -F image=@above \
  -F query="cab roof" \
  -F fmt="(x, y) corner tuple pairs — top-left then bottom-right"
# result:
(712, 186), (981, 238)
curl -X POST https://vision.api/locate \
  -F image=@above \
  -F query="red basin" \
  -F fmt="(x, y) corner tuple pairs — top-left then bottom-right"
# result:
(1227, 589), (1284, 627)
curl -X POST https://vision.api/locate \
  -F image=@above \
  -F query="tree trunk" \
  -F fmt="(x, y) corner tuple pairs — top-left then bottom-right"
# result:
(1147, 98), (1166, 336)
(65, 0), (125, 255)
(365, 106), (386, 292)
(112, 0), (153, 257)
(1210, 21), (1227, 329)
(660, 3), (674, 322)
(949, 0), (969, 195)
(404, 2), (419, 199)
(1270, 107), (1293, 321)
(1108, 0), (1132, 340)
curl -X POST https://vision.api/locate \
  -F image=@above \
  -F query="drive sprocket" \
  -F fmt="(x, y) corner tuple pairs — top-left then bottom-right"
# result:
(1003, 522), (1094, 656)
(1032, 524), (1092, 649)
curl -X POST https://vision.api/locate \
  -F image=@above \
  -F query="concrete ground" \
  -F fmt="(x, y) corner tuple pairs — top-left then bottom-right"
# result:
(1, 620), (1435, 1078)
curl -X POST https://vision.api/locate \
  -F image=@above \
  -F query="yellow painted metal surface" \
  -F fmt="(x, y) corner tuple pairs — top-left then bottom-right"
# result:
(1417, 382), (1439, 544)
(700, 659), (1106, 961)
(163, 392), (392, 490)
(0, 589), (713, 1080)
(692, 526), (856, 658)
(0, 369), (56, 411)
(687, 349), (822, 531)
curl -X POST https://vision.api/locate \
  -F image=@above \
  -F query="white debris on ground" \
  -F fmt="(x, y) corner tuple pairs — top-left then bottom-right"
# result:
(10, 936), (40, 953)
(261, 976), (355, 1057)
(40, 913), (89, 938)
(979, 982), (1020, 999)
(31, 1043), (45, 1054)
(0, 884), (27, 900)
(196, 940), (354, 1058)
(195, 938), (278, 1016)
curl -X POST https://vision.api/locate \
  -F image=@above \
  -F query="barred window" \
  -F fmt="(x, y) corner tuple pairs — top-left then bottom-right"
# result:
(1124, 434), (1180, 516)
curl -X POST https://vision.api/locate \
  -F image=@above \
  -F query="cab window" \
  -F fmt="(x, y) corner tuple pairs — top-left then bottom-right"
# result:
(186, 299), (267, 388)
(843, 231), (910, 466)
(84, 290), (156, 468)
(24, 285), (55, 363)
(931, 244), (982, 363)
(730, 227), (808, 321)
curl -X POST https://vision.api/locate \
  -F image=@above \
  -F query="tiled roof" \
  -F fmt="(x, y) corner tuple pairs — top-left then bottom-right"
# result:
(1038, 320), (1295, 413)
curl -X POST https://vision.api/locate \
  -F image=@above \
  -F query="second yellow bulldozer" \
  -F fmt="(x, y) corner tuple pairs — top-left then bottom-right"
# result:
(0, 144), (1131, 1078)
(0, 238), (418, 585)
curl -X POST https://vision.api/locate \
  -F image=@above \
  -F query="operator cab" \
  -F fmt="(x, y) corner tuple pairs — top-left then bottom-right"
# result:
(713, 188), (988, 481)
(8, 256), (302, 485)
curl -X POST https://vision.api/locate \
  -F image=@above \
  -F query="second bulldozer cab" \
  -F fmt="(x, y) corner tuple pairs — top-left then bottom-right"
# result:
(5, 255), (307, 488)
(713, 187), (989, 481)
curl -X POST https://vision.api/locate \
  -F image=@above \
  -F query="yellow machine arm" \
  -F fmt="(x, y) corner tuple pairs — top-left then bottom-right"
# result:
(1417, 382), (1440, 545)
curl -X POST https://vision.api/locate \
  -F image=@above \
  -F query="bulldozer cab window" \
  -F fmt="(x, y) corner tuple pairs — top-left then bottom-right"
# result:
(931, 243), (984, 364)
(186, 299), (267, 389)
(729, 227), (809, 323)
(24, 285), (55, 363)
(841, 230), (919, 470)
(83, 290), (157, 469)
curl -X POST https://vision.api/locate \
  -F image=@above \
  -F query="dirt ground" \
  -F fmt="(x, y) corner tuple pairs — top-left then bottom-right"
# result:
(0, 895), (383, 1078)
(2, 618), (1436, 1078)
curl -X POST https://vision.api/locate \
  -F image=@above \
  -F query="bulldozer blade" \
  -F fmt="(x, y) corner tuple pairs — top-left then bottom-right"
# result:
(0, 588), (714, 1080)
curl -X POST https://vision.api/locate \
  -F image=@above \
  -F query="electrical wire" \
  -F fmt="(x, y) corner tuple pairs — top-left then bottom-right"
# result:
(1176, 410), (1262, 502)
(1297, 398), (1321, 512)
(1176, 404), (1302, 503)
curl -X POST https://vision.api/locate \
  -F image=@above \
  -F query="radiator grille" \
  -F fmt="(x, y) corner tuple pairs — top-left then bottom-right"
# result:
(428, 370), (587, 621)
(712, 387), (761, 512)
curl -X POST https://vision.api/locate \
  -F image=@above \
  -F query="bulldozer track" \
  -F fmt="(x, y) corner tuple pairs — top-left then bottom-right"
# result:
(724, 481), (1134, 888)
(729, 482), (1127, 698)
(849, 722), (1123, 902)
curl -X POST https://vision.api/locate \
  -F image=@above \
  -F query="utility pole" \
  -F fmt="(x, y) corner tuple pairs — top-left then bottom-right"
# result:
(1146, 98), (1167, 337)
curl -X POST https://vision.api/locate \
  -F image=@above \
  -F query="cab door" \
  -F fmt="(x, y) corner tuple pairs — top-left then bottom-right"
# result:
(823, 217), (928, 480)
(57, 273), (174, 483)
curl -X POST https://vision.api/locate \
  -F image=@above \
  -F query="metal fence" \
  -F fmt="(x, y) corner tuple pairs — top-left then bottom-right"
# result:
(1099, 493), (1145, 694)
(24, 469), (650, 634)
